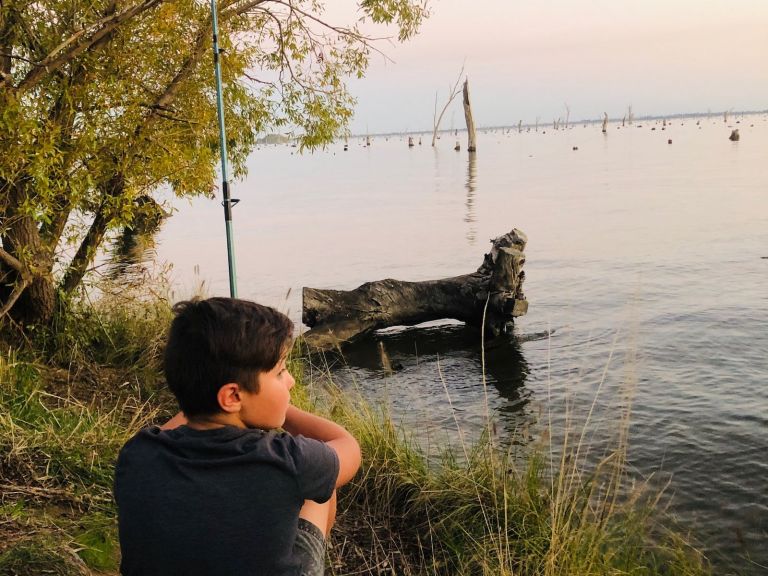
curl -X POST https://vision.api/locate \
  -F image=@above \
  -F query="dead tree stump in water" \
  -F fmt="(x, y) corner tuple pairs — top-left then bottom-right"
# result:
(462, 78), (477, 152)
(301, 229), (528, 352)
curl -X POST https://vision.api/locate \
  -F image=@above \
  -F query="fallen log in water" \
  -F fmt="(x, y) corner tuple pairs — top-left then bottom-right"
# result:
(301, 229), (528, 352)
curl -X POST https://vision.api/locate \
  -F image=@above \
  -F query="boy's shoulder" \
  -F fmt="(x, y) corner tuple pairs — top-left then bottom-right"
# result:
(118, 425), (338, 477)
(115, 425), (339, 508)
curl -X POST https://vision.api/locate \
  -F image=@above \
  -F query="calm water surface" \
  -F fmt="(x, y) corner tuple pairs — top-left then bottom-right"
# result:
(157, 117), (768, 573)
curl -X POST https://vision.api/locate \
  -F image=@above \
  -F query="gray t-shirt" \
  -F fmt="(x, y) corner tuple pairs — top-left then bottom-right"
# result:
(114, 425), (339, 576)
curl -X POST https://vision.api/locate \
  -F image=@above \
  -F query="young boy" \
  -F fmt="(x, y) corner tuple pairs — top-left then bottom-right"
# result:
(114, 297), (361, 576)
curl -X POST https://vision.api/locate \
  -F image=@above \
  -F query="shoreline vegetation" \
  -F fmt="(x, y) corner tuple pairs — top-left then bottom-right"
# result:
(0, 292), (711, 575)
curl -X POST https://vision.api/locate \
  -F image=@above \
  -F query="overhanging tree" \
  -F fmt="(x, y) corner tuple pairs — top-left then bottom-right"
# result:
(0, 0), (428, 326)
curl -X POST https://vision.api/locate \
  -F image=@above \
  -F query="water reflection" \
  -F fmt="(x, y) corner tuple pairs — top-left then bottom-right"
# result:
(464, 152), (477, 245)
(431, 146), (443, 197)
(481, 333), (532, 426)
(109, 229), (155, 279)
(107, 196), (166, 284)
(333, 323), (532, 439)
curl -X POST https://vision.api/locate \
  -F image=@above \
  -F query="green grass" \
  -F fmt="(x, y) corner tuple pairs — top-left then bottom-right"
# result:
(0, 298), (712, 575)
(34, 287), (173, 394)
(0, 345), (161, 574)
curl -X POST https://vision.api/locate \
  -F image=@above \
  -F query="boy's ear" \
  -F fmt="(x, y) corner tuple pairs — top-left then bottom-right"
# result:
(216, 383), (243, 414)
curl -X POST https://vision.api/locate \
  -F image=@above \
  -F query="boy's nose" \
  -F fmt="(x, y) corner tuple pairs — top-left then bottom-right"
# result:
(286, 373), (296, 390)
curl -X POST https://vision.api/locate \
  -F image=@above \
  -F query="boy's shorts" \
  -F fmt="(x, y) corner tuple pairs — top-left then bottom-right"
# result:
(294, 518), (326, 576)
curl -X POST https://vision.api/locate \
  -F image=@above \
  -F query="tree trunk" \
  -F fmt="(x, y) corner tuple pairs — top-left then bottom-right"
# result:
(12, 275), (56, 325)
(302, 229), (528, 352)
(60, 172), (126, 295)
(2, 183), (56, 325)
(462, 78), (477, 152)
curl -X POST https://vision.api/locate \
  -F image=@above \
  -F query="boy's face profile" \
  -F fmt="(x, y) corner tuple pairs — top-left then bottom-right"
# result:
(164, 298), (296, 428)
(236, 354), (295, 430)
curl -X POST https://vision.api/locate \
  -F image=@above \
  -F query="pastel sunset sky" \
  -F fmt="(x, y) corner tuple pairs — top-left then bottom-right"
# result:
(333, 0), (768, 133)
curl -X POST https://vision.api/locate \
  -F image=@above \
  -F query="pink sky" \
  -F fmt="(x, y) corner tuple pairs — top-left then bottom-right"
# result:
(330, 0), (768, 132)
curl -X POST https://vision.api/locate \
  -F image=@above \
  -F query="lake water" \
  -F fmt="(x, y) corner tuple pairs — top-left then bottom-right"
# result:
(155, 116), (768, 574)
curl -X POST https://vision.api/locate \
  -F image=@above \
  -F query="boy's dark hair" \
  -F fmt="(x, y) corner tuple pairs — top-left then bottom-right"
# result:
(163, 297), (294, 417)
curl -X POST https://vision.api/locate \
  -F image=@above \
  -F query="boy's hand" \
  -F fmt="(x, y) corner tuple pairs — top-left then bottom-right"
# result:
(282, 406), (361, 487)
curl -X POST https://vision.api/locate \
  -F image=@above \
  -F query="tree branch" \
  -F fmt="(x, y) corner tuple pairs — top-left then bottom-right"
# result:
(242, 70), (276, 87)
(0, 3), (19, 78)
(432, 63), (464, 146)
(229, 0), (270, 16)
(265, 0), (383, 43)
(8, 0), (166, 94)
(0, 51), (34, 64)
(37, 64), (86, 248)
(60, 173), (125, 295)
(79, 16), (212, 186)
(140, 105), (203, 125)
(0, 246), (24, 273)
(151, 33), (210, 114)
(256, 9), (340, 97)
(0, 276), (30, 320)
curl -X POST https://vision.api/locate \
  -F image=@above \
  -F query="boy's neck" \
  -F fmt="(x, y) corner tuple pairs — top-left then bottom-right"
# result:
(186, 413), (246, 430)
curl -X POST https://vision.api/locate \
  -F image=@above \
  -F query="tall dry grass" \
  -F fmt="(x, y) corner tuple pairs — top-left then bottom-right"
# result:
(294, 334), (711, 576)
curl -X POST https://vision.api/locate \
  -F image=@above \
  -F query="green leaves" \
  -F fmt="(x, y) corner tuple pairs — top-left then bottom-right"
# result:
(0, 0), (428, 321)
(361, 0), (429, 41)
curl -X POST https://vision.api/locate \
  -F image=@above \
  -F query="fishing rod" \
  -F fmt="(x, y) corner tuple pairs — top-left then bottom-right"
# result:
(210, 0), (239, 298)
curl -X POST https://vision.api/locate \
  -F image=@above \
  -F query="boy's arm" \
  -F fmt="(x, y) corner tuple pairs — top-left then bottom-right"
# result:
(282, 405), (361, 487)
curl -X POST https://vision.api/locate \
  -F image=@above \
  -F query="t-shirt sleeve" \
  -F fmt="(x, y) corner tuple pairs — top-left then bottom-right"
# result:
(288, 435), (339, 503)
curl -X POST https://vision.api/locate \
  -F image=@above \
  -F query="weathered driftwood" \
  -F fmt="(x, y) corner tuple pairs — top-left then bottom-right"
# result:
(301, 229), (528, 352)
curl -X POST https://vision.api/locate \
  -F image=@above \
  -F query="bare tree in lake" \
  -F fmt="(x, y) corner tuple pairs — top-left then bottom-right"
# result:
(432, 65), (465, 147)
